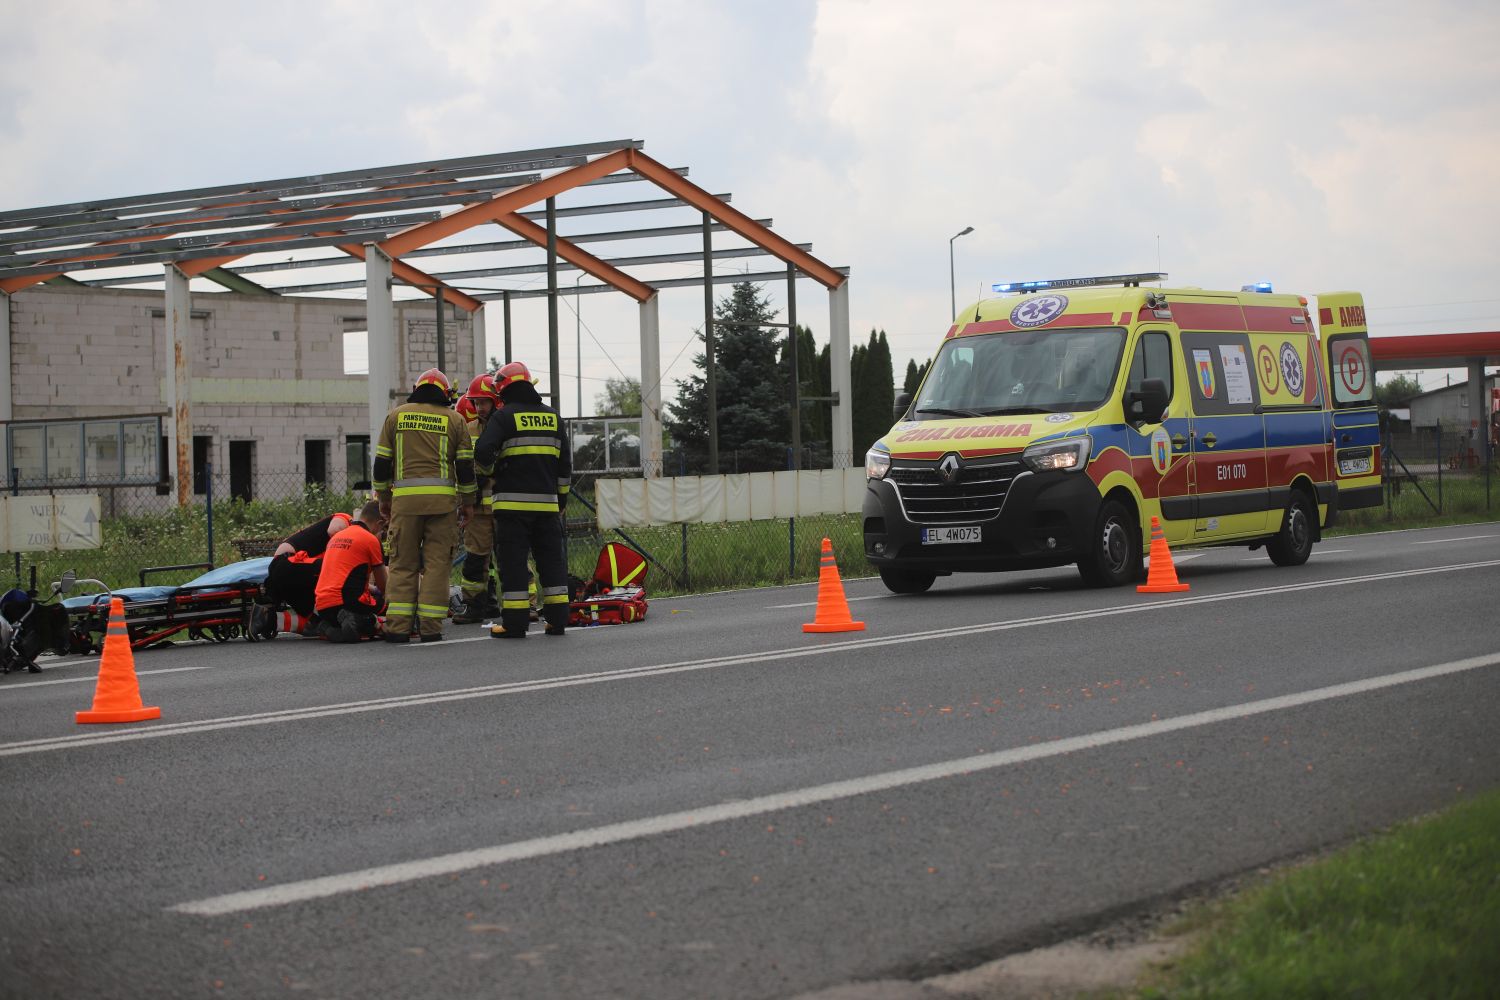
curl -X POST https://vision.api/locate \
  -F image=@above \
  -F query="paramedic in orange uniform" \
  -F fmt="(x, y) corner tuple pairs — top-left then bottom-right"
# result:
(314, 502), (389, 643)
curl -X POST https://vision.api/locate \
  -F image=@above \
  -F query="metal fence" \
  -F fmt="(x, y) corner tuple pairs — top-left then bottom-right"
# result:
(10, 427), (1485, 600)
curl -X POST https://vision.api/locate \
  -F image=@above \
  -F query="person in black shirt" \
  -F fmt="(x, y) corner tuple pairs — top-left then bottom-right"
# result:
(255, 511), (352, 638)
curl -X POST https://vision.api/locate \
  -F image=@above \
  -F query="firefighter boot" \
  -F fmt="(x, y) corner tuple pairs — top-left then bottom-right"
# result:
(452, 592), (498, 625)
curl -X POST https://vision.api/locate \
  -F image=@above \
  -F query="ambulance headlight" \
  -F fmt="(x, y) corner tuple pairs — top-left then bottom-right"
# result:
(865, 447), (892, 480)
(1022, 437), (1091, 473)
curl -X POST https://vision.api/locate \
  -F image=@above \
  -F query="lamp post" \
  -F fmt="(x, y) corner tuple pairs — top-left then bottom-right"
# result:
(949, 226), (974, 320)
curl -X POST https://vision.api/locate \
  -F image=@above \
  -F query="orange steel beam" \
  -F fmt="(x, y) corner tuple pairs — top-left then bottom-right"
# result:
(337, 243), (484, 314)
(379, 149), (633, 260)
(491, 212), (654, 303)
(624, 149), (845, 289)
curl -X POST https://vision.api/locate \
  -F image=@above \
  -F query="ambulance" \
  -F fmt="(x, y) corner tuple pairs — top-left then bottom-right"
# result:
(862, 273), (1382, 593)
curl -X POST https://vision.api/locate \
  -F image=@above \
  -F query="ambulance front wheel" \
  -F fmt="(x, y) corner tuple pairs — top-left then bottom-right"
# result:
(1267, 490), (1314, 567)
(879, 567), (936, 595)
(1077, 498), (1143, 588)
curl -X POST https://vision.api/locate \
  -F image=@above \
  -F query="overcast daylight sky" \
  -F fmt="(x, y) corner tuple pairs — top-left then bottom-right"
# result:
(3, 0), (1498, 414)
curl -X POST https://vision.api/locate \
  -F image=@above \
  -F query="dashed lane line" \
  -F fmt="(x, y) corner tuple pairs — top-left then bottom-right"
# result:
(169, 649), (1500, 916)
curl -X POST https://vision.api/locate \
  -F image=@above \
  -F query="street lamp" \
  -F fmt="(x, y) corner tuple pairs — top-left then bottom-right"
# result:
(949, 226), (974, 320)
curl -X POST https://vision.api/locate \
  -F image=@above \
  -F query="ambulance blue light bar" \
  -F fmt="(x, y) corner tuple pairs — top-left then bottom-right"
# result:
(1241, 281), (1274, 293)
(992, 271), (1166, 293)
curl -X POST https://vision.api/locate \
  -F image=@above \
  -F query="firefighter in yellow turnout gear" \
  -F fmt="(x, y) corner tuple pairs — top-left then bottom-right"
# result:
(474, 361), (572, 638)
(373, 368), (476, 643)
(454, 373), (500, 624)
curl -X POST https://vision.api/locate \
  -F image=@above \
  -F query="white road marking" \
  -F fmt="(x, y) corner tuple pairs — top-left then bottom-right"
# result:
(767, 594), (891, 609)
(7, 557), (1499, 760)
(1412, 534), (1497, 545)
(169, 649), (1500, 916)
(10, 665), (213, 687)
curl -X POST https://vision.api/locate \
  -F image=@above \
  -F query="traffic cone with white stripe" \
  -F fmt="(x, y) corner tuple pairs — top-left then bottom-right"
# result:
(1137, 516), (1190, 594)
(76, 597), (161, 724)
(803, 537), (865, 633)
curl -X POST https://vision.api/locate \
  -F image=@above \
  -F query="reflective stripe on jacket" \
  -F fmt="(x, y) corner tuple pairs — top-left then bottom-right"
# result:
(473, 400), (571, 513)
(373, 402), (476, 510)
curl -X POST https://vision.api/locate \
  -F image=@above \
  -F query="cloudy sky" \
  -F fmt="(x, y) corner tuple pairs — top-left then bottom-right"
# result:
(4, 0), (1498, 413)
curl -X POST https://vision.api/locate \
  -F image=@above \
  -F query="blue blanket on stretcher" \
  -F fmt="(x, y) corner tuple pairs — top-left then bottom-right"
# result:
(62, 558), (273, 610)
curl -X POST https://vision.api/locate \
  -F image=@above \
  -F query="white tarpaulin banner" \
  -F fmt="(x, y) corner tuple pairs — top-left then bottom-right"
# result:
(4, 494), (103, 551)
(596, 470), (865, 529)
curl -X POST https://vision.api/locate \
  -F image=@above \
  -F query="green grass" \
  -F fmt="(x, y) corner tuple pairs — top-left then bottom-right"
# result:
(6, 471), (1496, 596)
(1138, 789), (1500, 999)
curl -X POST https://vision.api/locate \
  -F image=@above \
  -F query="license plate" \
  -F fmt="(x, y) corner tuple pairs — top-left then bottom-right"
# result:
(1338, 457), (1371, 475)
(921, 525), (982, 544)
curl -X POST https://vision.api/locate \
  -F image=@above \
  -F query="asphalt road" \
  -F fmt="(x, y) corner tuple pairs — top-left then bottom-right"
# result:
(3, 522), (1499, 999)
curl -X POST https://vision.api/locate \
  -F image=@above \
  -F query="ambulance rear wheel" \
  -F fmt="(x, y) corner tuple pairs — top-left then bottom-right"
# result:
(1078, 499), (1142, 588)
(879, 567), (936, 594)
(1267, 491), (1314, 567)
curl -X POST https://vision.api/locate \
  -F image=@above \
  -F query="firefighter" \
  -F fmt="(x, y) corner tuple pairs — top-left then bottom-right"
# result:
(474, 361), (572, 638)
(313, 501), (389, 643)
(372, 368), (476, 643)
(453, 372), (501, 624)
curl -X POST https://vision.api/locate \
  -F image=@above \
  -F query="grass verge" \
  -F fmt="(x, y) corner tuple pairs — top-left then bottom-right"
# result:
(1136, 788), (1500, 998)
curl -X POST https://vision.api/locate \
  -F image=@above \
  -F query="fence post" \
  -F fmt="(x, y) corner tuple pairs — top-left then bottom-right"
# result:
(1435, 426), (1443, 512)
(206, 459), (215, 566)
(10, 467), (18, 587)
(680, 522), (690, 590)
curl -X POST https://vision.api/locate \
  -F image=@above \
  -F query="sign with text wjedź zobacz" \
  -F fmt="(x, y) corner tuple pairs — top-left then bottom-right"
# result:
(1, 495), (103, 552)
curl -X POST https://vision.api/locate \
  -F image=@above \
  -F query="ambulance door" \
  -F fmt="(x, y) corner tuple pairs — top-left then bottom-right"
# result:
(1317, 293), (1382, 509)
(1126, 329), (1192, 545)
(1183, 332), (1270, 538)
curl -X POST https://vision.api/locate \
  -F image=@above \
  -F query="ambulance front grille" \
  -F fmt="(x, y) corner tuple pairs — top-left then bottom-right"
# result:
(888, 459), (1025, 524)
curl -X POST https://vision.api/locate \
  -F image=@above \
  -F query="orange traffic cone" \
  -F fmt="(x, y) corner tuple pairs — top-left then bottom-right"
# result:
(1137, 516), (1190, 594)
(76, 597), (161, 724)
(803, 537), (865, 633)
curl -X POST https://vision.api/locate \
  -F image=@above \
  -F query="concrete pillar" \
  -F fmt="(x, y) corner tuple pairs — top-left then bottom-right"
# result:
(365, 244), (397, 446)
(471, 305), (488, 377)
(164, 265), (193, 507)
(1467, 358), (1486, 461)
(829, 280), (853, 466)
(638, 294), (663, 477)
(0, 291), (9, 477)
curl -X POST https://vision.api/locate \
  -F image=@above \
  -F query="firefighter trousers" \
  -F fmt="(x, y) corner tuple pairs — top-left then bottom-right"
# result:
(460, 501), (495, 599)
(493, 510), (568, 634)
(386, 508), (458, 638)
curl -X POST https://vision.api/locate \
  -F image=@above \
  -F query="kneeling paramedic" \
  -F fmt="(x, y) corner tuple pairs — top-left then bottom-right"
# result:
(474, 361), (571, 638)
(372, 368), (476, 643)
(257, 510), (352, 637)
(454, 372), (501, 624)
(313, 502), (389, 643)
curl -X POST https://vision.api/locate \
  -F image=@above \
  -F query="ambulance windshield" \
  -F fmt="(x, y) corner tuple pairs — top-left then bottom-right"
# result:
(913, 327), (1125, 418)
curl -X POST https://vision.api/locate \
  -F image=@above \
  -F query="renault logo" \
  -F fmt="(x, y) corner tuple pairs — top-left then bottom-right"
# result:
(937, 453), (961, 485)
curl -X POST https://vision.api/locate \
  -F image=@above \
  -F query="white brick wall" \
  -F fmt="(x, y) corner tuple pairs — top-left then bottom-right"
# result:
(7, 286), (477, 498)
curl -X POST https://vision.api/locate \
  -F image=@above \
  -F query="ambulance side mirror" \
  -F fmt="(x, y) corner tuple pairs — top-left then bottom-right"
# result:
(893, 392), (912, 421)
(1128, 378), (1169, 425)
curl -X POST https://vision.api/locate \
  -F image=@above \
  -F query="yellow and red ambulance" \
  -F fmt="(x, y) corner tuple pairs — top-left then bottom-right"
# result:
(862, 273), (1381, 593)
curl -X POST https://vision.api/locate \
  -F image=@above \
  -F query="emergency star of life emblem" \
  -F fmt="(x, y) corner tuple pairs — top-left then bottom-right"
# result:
(938, 453), (961, 485)
(1010, 294), (1068, 328)
(1150, 427), (1172, 475)
(1279, 342), (1304, 397)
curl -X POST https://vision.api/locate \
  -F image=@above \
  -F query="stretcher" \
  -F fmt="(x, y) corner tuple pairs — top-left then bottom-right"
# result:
(63, 558), (272, 653)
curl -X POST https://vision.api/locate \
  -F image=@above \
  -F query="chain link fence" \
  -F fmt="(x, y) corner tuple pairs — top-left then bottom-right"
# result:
(11, 427), (1486, 600)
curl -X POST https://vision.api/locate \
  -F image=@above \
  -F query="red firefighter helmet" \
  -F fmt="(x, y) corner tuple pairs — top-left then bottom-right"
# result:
(455, 395), (477, 421)
(413, 367), (453, 399)
(495, 361), (536, 391)
(466, 372), (499, 402)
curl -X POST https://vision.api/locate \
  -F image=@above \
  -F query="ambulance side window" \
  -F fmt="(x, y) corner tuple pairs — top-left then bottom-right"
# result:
(1126, 331), (1173, 400)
